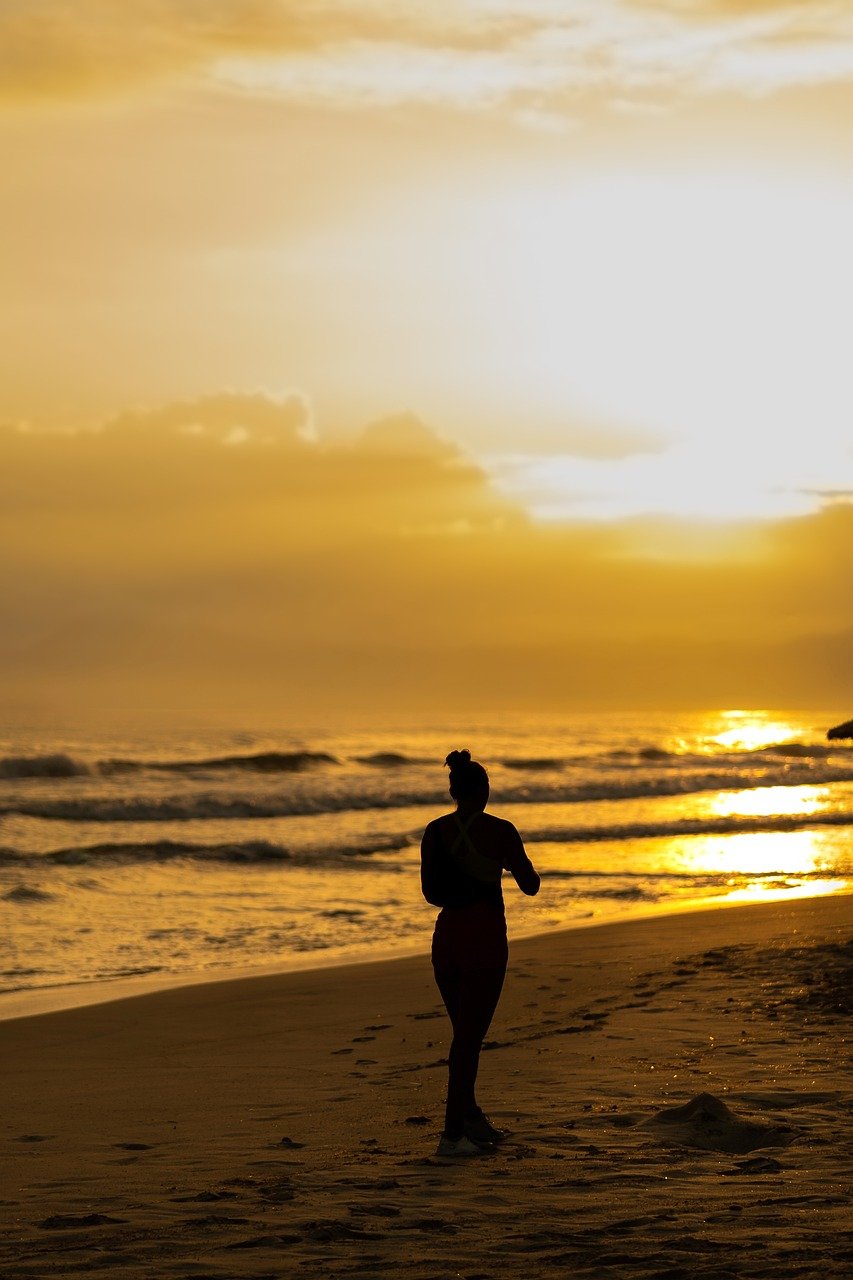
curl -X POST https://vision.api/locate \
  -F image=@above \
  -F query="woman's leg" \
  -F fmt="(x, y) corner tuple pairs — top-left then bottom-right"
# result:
(434, 957), (506, 1138)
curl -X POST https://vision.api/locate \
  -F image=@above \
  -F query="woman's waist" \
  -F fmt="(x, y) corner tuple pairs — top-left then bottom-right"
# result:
(436, 896), (506, 925)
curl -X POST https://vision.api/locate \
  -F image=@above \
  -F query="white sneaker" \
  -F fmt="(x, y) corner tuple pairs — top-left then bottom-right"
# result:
(434, 1135), (487, 1157)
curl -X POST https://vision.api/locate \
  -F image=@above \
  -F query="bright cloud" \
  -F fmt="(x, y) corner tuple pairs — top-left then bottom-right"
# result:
(3, 1), (853, 110)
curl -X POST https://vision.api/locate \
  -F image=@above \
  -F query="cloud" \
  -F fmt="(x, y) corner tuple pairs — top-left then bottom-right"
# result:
(102, 391), (313, 446)
(352, 411), (460, 460)
(3, 1), (852, 112)
(0, 394), (513, 534)
(1, 392), (851, 714)
(0, 0), (528, 104)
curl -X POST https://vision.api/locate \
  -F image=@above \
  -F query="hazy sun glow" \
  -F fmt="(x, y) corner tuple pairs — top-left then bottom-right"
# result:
(469, 171), (853, 523)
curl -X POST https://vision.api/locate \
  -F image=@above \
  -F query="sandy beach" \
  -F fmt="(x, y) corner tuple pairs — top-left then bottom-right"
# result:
(2, 894), (850, 1279)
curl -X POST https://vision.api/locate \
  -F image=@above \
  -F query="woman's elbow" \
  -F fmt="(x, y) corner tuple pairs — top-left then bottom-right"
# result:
(524, 872), (541, 897)
(421, 878), (444, 907)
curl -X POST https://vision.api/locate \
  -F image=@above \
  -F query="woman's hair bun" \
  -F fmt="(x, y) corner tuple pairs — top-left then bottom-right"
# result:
(444, 749), (471, 769)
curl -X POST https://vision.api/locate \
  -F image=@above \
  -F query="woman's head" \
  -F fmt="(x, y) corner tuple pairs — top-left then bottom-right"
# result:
(445, 749), (489, 809)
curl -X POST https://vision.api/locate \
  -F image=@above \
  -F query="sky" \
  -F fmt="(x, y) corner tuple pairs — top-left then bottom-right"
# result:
(1, 1), (852, 717)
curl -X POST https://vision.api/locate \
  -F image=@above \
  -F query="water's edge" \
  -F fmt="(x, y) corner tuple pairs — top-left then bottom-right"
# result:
(3, 887), (848, 1025)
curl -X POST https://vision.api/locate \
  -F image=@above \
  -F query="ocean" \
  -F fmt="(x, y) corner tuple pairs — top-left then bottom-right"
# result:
(1, 709), (851, 1018)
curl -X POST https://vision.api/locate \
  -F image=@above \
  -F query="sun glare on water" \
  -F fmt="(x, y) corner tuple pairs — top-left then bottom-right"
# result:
(710, 786), (827, 821)
(708, 713), (800, 753)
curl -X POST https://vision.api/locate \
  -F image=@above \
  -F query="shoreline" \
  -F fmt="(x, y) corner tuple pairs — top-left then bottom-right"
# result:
(3, 884), (849, 1025)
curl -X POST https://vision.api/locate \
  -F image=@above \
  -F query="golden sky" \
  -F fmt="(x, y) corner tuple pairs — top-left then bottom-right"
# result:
(2, 2), (851, 714)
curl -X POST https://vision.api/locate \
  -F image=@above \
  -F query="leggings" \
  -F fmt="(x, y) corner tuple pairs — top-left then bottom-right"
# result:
(431, 903), (508, 1139)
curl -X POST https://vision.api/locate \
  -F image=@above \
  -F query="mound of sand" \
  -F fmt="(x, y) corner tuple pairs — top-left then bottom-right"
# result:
(643, 1092), (796, 1154)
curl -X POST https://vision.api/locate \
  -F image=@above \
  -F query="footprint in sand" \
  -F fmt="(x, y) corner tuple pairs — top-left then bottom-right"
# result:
(259, 1183), (297, 1203)
(722, 1155), (783, 1175)
(348, 1177), (401, 1191)
(348, 1203), (401, 1218)
(171, 1189), (240, 1203)
(223, 1233), (301, 1249)
(39, 1213), (127, 1230)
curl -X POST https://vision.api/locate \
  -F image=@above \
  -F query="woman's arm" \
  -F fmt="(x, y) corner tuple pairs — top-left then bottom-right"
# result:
(420, 821), (448, 906)
(503, 824), (540, 896)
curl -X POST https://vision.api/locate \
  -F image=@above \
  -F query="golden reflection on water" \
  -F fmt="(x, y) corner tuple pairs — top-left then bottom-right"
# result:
(709, 710), (800, 752)
(709, 784), (827, 819)
(719, 878), (847, 906)
(670, 828), (832, 879)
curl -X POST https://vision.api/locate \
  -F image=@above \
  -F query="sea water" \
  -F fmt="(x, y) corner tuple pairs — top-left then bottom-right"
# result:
(1, 709), (851, 1016)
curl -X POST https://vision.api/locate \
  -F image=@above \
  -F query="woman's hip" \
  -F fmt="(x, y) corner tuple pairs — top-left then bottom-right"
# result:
(432, 904), (508, 972)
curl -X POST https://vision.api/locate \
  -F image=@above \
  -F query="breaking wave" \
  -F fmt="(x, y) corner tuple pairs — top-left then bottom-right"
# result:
(2, 737), (849, 784)
(0, 832), (412, 868)
(522, 810), (853, 846)
(103, 750), (340, 774)
(4, 764), (853, 824)
(353, 752), (423, 767)
(502, 757), (564, 770)
(0, 754), (91, 779)
(2, 884), (56, 903)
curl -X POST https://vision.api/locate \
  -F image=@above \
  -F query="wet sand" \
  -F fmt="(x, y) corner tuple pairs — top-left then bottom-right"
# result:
(2, 894), (851, 1279)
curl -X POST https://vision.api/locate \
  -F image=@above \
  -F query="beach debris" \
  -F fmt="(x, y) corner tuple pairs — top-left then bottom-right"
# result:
(643, 1093), (796, 1154)
(278, 1136), (305, 1148)
(404, 1114), (430, 1125)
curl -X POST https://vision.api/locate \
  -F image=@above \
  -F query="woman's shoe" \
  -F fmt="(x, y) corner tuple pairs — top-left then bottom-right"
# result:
(434, 1134), (488, 1157)
(464, 1113), (505, 1145)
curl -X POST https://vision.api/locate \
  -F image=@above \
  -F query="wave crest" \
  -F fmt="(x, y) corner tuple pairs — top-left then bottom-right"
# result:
(0, 754), (89, 779)
(102, 750), (339, 775)
(0, 832), (412, 868)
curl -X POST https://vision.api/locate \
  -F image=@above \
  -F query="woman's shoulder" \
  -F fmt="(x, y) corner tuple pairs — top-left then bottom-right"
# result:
(423, 813), (456, 836)
(483, 813), (518, 834)
(427, 812), (457, 826)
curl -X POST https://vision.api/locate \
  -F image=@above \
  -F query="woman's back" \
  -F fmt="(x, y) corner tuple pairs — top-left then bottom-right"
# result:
(421, 811), (539, 909)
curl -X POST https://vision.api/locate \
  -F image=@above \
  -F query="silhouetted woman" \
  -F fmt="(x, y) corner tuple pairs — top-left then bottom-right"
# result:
(421, 749), (540, 1156)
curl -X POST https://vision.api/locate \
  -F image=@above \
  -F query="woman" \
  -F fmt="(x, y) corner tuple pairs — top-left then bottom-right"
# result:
(421, 749), (540, 1156)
